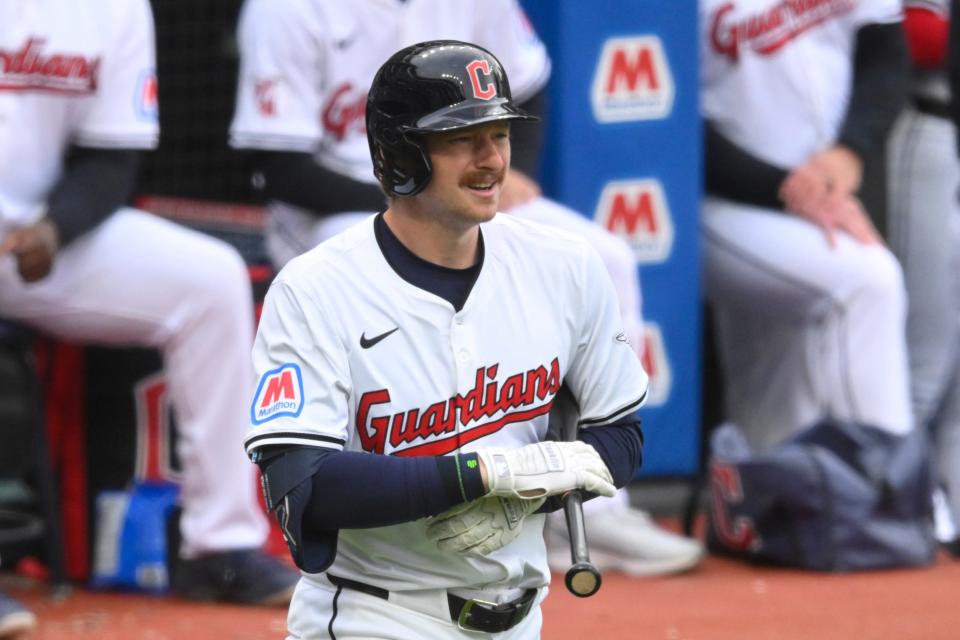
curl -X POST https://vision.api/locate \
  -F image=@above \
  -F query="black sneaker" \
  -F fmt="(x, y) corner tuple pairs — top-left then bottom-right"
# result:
(172, 549), (298, 606)
(0, 590), (36, 639)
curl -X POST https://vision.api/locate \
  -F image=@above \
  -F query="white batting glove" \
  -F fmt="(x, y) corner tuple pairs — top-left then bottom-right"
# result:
(476, 441), (615, 500)
(426, 496), (546, 556)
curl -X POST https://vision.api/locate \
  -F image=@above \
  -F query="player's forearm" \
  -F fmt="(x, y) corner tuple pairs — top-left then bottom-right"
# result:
(837, 22), (910, 161)
(45, 146), (141, 246)
(950, 0), (960, 144)
(510, 88), (547, 178)
(251, 150), (387, 217)
(258, 446), (486, 531)
(703, 119), (787, 209)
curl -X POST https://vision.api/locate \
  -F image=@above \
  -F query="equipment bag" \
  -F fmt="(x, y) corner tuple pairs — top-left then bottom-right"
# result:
(706, 419), (937, 571)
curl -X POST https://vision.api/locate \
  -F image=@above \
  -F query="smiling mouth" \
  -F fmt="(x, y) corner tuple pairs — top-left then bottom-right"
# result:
(464, 176), (501, 195)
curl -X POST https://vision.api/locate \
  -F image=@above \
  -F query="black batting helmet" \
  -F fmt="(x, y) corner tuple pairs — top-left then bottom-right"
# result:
(366, 39), (538, 197)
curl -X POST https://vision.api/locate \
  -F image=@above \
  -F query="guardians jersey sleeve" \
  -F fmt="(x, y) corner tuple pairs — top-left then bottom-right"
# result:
(471, 0), (551, 103)
(230, 0), (324, 151)
(74, 0), (158, 149)
(245, 279), (352, 456)
(565, 245), (649, 427)
(853, 0), (904, 24)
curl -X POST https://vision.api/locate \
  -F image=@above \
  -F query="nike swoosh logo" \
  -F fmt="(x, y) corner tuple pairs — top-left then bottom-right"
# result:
(360, 327), (399, 349)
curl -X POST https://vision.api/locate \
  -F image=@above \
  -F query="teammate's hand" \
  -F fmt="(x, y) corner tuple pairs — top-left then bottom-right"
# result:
(0, 218), (60, 282)
(498, 169), (541, 212)
(806, 145), (863, 197)
(778, 162), (830, 216)
(791, 192), (880, 248)
(476, 441), (615, 500)
(426, 495), (545, 555)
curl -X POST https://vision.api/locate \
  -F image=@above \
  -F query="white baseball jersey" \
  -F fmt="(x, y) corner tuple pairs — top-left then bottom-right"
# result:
(246, 214), (648, 591)
(229, 0), (550, 183)
(0, 0), (159, 231)
(700, 0), (902, 168)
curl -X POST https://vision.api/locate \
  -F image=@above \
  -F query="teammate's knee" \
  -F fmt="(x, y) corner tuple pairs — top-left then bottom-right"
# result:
(857, 246), (907, 309)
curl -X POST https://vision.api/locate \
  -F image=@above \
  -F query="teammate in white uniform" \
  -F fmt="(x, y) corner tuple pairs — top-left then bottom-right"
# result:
(230, 0), (702, 578)
(0, 0), (296, 609)
(246, 41), (648, 639)
(887, 0), (960, 550)
(699, 0), (914, 452)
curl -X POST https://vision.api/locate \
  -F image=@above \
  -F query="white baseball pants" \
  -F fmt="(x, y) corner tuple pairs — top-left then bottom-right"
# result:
(0, 208), (269, 557)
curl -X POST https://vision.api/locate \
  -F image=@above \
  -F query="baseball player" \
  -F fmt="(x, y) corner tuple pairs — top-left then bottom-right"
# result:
(0, 0), (296, 605)
(247, 40), (648, 639)
(699, 0), (914, 452)
(887, 0), (960, 550)
(230, 0), (702, 577)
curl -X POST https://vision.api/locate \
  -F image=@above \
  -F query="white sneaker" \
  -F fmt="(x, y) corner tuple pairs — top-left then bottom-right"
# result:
(545, 504), (704, 577)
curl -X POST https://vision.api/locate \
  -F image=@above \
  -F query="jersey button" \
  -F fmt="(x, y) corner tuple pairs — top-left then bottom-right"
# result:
(455, 317), (464, 325)
(457, 350), (469, 362)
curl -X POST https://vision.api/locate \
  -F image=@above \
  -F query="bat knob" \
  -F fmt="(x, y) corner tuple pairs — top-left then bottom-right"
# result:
(565, 562), (602, 597)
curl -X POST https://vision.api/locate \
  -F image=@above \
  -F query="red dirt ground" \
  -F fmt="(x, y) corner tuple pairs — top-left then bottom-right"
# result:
(5, 550), (960, 639)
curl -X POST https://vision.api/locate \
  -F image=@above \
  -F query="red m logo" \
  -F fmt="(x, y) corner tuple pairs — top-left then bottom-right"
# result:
(260, 370), (296, 408)
(606, 47), (659, 94)
(607, 190), (658, 235)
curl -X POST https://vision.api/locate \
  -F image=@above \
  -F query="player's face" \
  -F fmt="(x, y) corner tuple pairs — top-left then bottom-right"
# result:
(417, 121), (510, 229)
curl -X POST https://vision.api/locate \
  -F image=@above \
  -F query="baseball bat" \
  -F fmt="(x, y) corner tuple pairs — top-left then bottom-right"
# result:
(562, 490), (602, 597)
(551, 386), (602, 597)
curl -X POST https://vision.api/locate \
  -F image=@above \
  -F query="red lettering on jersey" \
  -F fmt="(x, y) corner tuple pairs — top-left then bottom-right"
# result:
(255, 79), (276, 116)
(606, 190), (657, 235)
(0, 37), (101, 94)
(356, 358), (562, 456)
(322, 83), (367, 140)
(260, 370), (296, 408)
(466, 59), (496, 101)
(709, 0), (855, 62)
(606, 47), (659, 93)
(709, 462), (759, 551)
(641, 336), (657, 379)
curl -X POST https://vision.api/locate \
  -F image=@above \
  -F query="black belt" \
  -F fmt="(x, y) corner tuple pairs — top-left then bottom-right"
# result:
(327, 573), (537, 634)
(913, 95), (952, 120)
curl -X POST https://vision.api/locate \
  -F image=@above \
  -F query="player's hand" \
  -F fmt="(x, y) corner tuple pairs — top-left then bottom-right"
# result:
(476, 441), (615, 500)
(791, 193), (880, 248)
(426, 495), (545, 555)
(0, 218), (60, 282)
(778, 162), (830, 216)
(806, 145), (863, 197)
(498, 169), (542, 212)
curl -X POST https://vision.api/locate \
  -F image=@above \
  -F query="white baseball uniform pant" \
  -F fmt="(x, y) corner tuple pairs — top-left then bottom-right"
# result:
(0, 208), (269, 557)
(702, 198), (913, 453)
(286, 574), (545, 639)
(888, 105), (960, 529)
(267, 197), (643, 513)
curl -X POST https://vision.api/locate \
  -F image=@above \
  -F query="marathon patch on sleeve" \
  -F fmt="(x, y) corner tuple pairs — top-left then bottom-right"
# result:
(251, 363), (305, 425)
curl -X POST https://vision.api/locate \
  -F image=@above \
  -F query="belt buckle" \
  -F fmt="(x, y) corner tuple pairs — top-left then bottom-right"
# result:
(456, 597), (499, 632)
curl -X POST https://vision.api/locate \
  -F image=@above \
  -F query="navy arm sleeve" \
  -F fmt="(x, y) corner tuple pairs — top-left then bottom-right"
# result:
(256, 447), (486, 572)
(45, 146), (141, 246)
(250, 150), (387, 218)
(703, 119), (787, 209)
(837, 22), (910, 161)
(510, 88), (547, 179)
(950, 0), (960, 152)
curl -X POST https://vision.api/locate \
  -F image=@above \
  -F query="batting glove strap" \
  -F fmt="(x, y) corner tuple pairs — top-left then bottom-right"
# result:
(426, 496), (546, 556)
(477, 441), (615, 500)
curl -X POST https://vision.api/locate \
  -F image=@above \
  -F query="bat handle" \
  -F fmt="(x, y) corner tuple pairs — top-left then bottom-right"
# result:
(562, 490), (602, 597)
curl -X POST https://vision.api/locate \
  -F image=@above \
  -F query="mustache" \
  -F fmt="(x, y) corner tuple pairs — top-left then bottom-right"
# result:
(462, 171), (505, 185)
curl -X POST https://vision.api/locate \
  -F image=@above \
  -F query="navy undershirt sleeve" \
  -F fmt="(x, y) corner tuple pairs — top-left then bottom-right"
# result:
(46, 146), (141, 246)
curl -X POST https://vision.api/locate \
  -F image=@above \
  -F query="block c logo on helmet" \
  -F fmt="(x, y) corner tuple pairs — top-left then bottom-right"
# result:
(466, 59), (496, 100)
